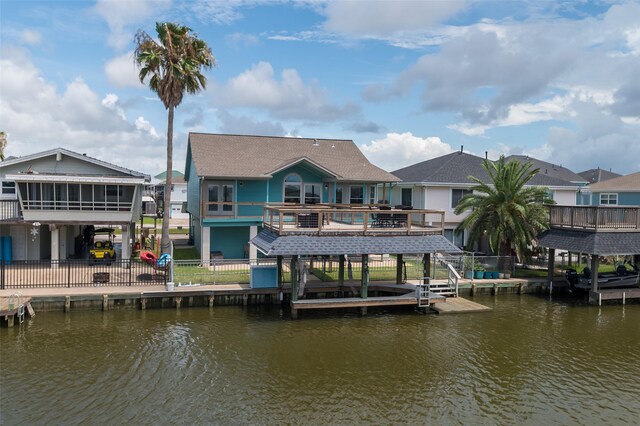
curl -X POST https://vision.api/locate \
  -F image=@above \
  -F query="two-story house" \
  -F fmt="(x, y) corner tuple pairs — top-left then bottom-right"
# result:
(390, 150), (582, 249)
(153, 170), (188, 219)
(0, 148), (149, 262)
(185, 133), (400, 261)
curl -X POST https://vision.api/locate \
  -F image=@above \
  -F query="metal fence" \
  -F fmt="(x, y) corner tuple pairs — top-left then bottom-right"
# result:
(0, 259), (167, 289)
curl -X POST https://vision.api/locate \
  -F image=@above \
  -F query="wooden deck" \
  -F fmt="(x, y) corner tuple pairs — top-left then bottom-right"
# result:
(431, 297), (492, 315)
(291, 292), (445, 310)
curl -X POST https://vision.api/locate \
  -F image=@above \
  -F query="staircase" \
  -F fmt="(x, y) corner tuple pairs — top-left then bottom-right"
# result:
(430, 262), (460, 297)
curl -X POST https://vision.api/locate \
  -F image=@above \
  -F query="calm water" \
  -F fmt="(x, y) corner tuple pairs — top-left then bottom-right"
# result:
(1, 296), (639, 425)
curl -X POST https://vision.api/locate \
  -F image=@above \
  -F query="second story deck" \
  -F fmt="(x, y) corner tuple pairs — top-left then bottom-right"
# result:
(548, 205), (640, 232)
(263, 205), (445, 236)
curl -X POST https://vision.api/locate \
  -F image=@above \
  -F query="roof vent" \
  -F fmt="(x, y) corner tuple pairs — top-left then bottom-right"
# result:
(331, 143), (335, 148)
(460, 145), (463, 153)
(313, 139), (319, 146)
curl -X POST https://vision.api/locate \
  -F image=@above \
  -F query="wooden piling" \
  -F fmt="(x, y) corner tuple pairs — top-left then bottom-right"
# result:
(175, 297), (182, 309)
(141, 297), (147, 310)
(102, 295), (109, 311)
(208, 295), (215, 308)
(64, 296), (70, 312)
(243, 294), (249, 306)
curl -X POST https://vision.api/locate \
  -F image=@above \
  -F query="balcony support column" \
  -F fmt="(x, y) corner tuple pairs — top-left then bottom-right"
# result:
(249, 226), (258, 260)
(547, 248), (555, 287)
(591, 255), (600, 292)
(50, 224), (59, 268)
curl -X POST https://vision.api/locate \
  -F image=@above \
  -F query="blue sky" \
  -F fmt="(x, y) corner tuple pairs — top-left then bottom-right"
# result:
(1, 0), (639, 176)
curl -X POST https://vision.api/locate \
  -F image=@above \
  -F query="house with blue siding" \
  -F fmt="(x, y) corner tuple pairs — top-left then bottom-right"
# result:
(587, 171), (640, 206)
(185, 133), (400, 261)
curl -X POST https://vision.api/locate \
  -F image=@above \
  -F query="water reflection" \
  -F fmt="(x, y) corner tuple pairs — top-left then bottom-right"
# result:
(1, 296), (639, 425)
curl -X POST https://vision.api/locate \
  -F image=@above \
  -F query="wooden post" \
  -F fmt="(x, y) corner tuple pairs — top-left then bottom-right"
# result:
(290, 256), (298, 302)
(547, 248), (555, 287)
(175, 297), (182, 309)
(423, 253), (431, 281)
(361, 254), (369, 299)
(338, 255), (345, 291)
(208, 295), (215, 308)
(141, 297), (147, 310)
(243, 294), (249, 306)
(102, 294), (109, 311)
(65, 296), (71, 313)
(277, 256), (283, 289)
(591, 255), (599, 292)
(396, 254), (404, 284)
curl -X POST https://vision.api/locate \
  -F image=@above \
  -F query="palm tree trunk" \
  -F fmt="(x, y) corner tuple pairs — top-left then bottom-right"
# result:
(162, 105), (174, 255)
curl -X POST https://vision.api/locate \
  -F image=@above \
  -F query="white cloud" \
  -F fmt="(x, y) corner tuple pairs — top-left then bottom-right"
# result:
(95, 0), (170, 50)
(135, 116), (160, 139)
(359, 132), (453, 171)
(0, 48), (166, 173)
(105, 51), (144, 88)
(323, 1), (467, 37)
(216, 61), (359, 122)
(21, 29), (42, 46)
(216, 110), (285, 136)
(225, 32), (260, 47)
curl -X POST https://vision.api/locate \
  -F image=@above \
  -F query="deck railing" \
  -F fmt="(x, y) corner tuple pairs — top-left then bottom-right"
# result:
(262, 205), (445, 236)
(0, 200), (21, 222)
(548, 205), (640, 231)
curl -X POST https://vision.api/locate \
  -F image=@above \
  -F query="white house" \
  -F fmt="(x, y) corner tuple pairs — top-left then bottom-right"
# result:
(390, 150), (581, 249)
(0, 148), (149, 262)
(153, 170), (188, 219)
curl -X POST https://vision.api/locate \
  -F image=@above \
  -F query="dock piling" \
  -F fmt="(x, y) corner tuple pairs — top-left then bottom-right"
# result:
(64, 296), (70, 313)
(102, 295), (109, 311)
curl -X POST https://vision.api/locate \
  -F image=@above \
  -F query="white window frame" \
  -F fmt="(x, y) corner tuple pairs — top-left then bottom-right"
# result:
(1, 180), (17, 199)
(369, 185), (377, 204)
(207, 182), (234, 215)
(600, 193), (618, 205)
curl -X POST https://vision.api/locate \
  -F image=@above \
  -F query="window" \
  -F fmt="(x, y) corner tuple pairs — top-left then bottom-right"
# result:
(451, 189), (471, 209)
(369, 186), (377, 204)
(284, 174), (302, 204)
(401, 188), (412, 207)
(600, 193), (618, 205)
(207, 185), (219, 212)
(304, 183), (321, 204)
(444, 229), (465, 248)
(350, 186), (364, 204)
(336, 185), (343, 204)
(207, 183), (234, 214)
(1, 181), (16, 195)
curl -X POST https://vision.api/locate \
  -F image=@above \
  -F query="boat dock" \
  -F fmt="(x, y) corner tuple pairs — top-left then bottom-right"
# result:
(431, 297), (492, 314)
(1, 295), (34, 327)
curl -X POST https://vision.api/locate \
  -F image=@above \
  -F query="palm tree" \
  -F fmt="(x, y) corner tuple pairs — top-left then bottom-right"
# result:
(0, 131), (6, 161)
(454, 156), (552, 261)
(134, 22), (215, 254)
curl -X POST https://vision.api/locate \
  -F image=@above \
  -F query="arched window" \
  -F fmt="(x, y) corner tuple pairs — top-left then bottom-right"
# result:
(284, 174), (302, 204)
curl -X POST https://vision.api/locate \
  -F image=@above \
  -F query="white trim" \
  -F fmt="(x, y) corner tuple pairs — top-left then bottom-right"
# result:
(6, 174), (146, 185)
(599, 193), (618, 205)
(266, 157), (340, 179)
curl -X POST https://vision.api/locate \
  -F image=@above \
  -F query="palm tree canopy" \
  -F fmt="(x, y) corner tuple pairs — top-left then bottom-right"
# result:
(134, 22), (215, 110)
(454, 156), (553, 260)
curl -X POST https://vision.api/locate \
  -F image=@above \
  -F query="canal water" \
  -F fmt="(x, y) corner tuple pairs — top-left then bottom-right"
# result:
(1, 295), (639, 425)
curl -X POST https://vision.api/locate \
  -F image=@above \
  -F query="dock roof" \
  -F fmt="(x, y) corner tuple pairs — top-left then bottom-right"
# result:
(251, 230), (462, 256)
(538, 229), (640, 255)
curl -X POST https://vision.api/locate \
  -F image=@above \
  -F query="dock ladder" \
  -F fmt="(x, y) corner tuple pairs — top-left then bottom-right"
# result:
(416, 277), (431, 308)
(8, 292), (25, 324)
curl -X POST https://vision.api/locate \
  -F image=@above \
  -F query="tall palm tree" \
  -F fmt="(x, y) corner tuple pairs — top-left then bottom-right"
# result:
(0, 131), (6, 161)
(134, 22), (215, 254)
(454, 156), (552, 261)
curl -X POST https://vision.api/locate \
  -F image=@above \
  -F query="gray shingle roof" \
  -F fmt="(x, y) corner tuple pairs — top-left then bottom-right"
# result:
(578, 168), (622, 184)
(538, 229), (640, 255)
(587, 171), (640, 192)
(250, 230), (462, 256)
(392, 151), (580, 187)
(505, 155), (587, 184)
(188, 133), (399, 183)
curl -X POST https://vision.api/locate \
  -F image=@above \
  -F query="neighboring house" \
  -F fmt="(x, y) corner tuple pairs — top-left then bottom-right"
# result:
(185, 133), (400, 261)
(586, 171), (640, 206)
(153, 170), (188, 219)
(0, 148), (149, 262)
(578, 168), (622, 185)
(391, 150), (581, 249)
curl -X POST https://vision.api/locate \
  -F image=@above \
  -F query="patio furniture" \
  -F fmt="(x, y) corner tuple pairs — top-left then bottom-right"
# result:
(298, 213), (319, 228)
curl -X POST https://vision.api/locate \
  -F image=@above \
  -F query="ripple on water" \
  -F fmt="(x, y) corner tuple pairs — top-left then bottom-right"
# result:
(1, 297), (640, 425)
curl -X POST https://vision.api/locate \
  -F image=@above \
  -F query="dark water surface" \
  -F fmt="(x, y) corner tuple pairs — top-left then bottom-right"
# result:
(1, 296), (639, 425)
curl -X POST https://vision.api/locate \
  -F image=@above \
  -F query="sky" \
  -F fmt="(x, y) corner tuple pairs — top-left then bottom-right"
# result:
(1, 0), (639, 176)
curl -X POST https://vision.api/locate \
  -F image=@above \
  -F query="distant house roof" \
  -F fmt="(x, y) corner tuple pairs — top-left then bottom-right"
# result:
(0, 147), (149, 180)
(538, 229), (640, 255)
(505, 155), (587, 184)
(392, 151), (580, 188)
(250, 230), (462, 256)
(154, 170), (184, 181)
(578, 168), (622, 184)
(587, 171), (640, 192)
(186, 133), (400, 183)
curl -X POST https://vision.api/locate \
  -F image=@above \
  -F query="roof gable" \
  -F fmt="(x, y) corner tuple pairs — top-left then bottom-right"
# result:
(0, 147), (148, 180)
(505, 155), (587, 184)
(187, 133), (399, 183)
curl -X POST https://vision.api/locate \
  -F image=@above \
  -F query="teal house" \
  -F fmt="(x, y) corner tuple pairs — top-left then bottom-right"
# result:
(185, 133), (400, 261)
(586, 171), (640, 206)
